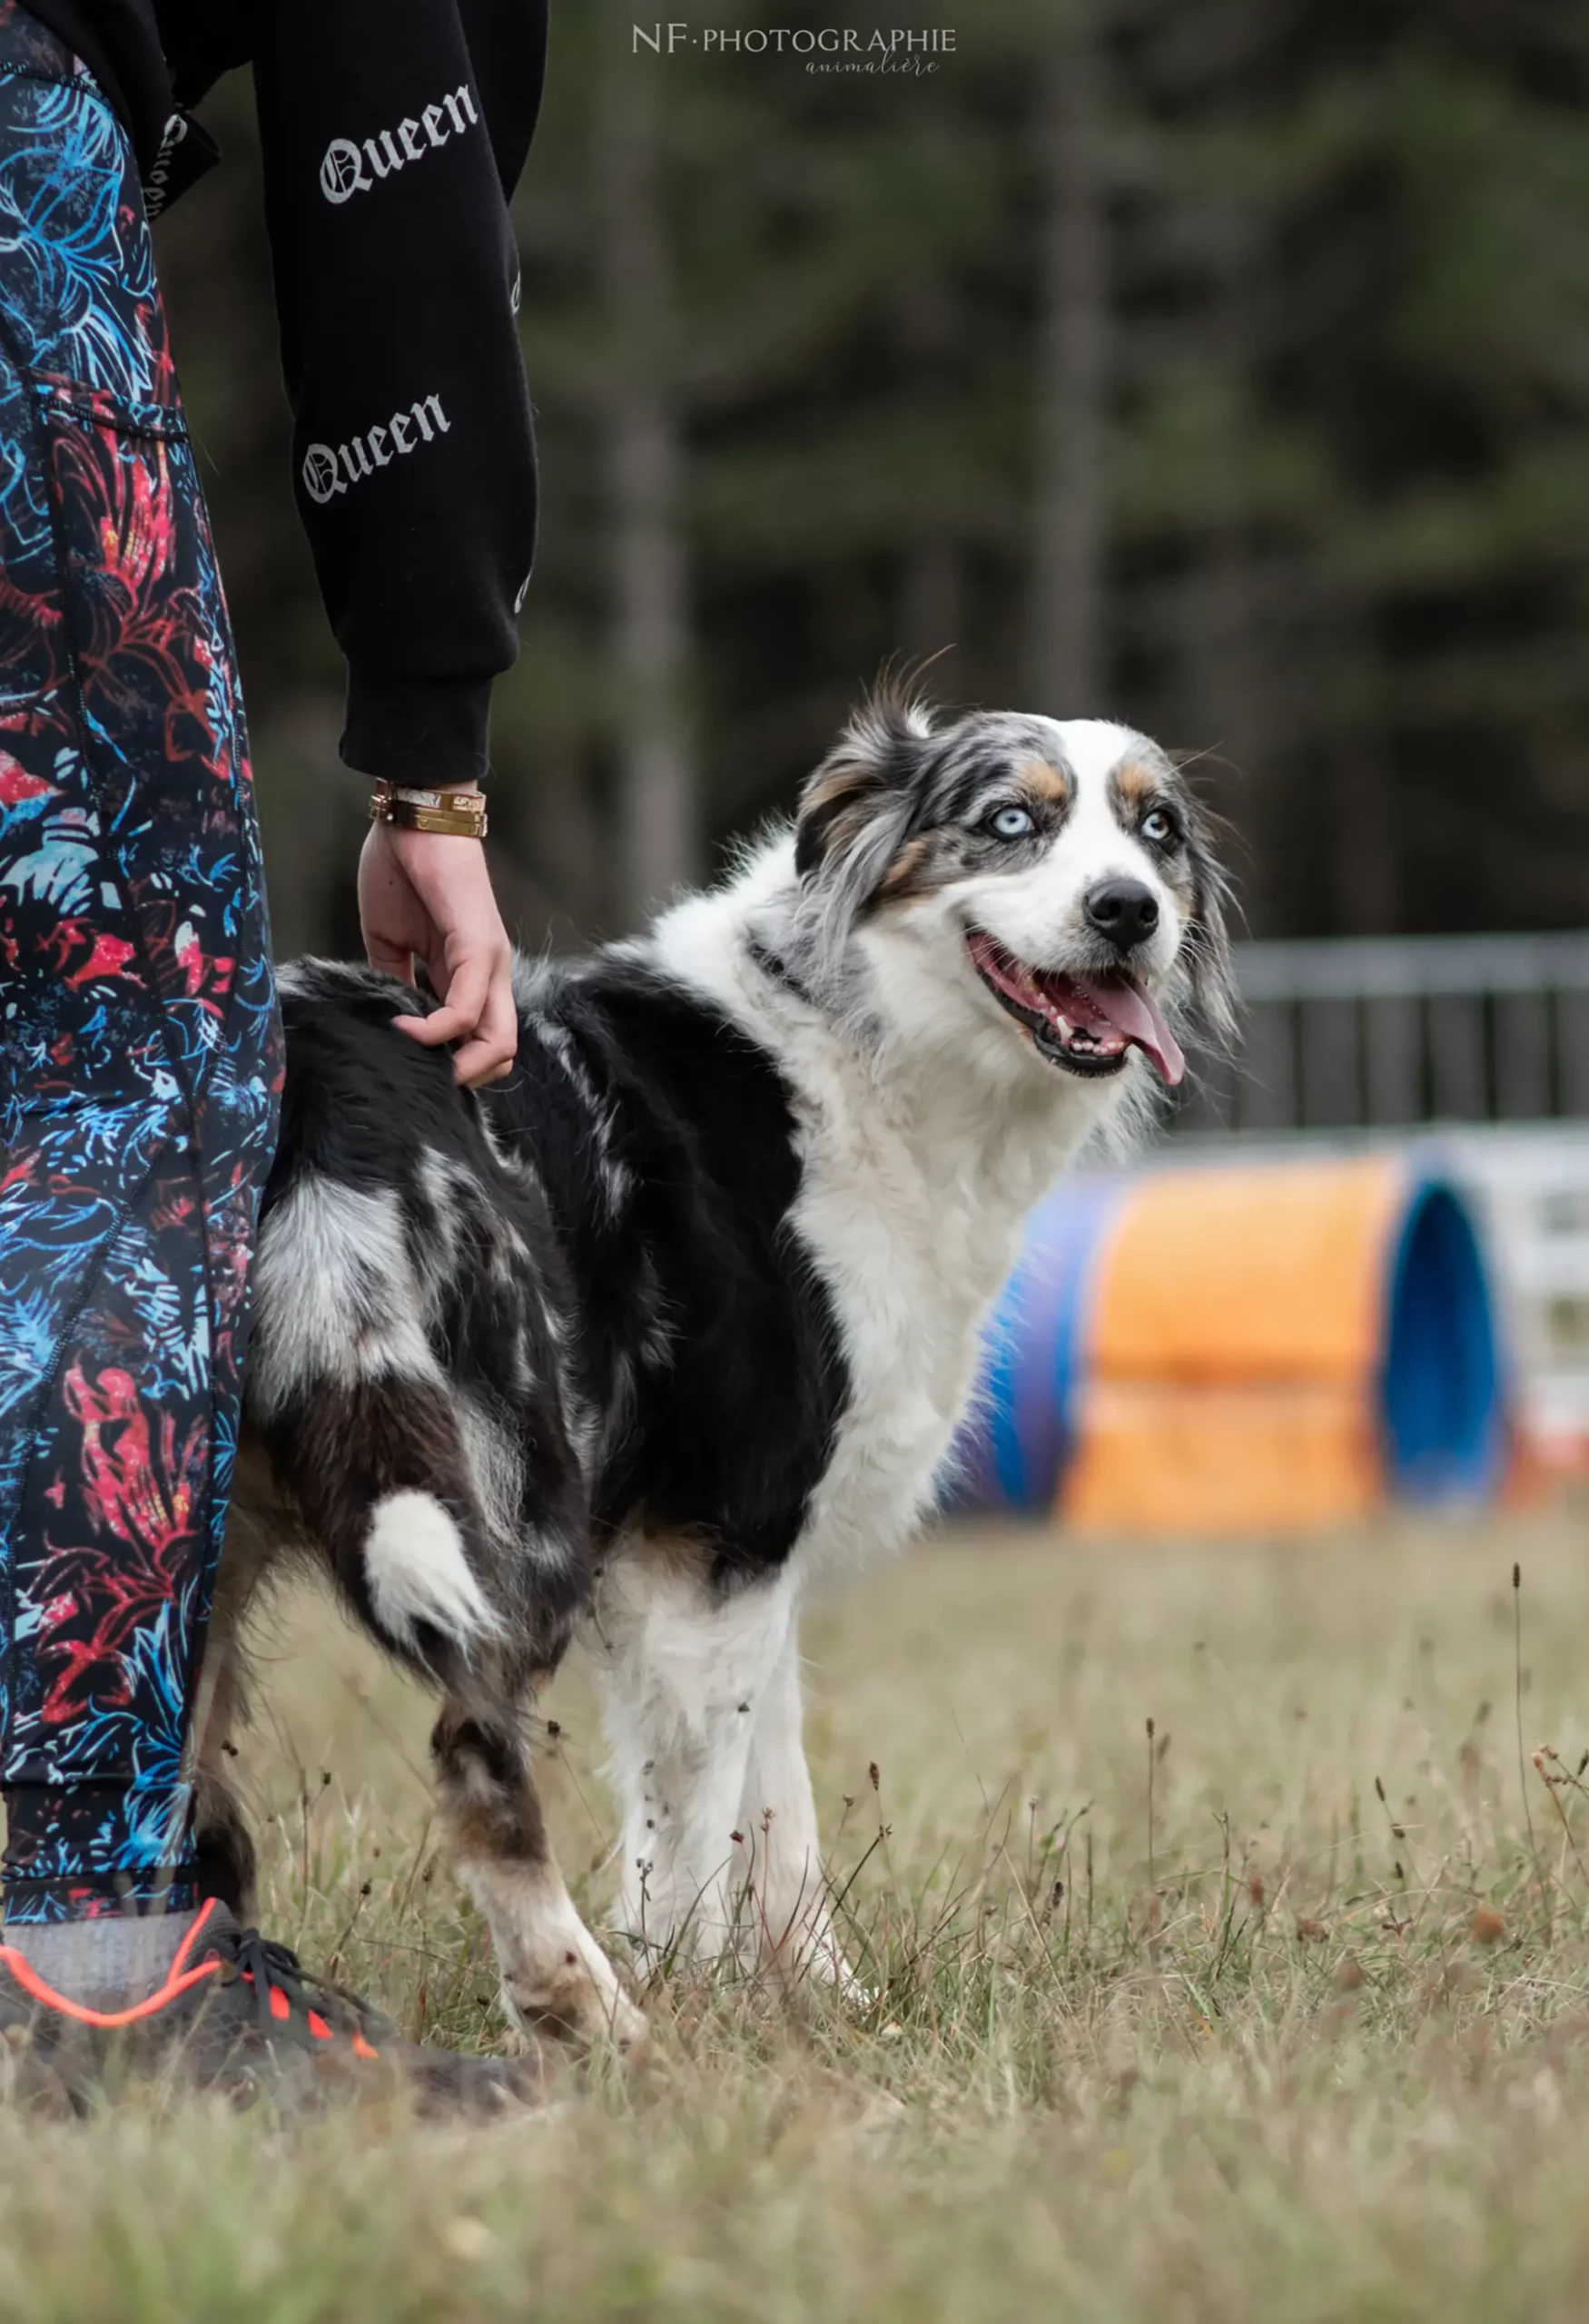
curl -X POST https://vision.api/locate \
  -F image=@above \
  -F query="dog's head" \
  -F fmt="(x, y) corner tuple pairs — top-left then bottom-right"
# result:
(789, 685), (1236, 1097)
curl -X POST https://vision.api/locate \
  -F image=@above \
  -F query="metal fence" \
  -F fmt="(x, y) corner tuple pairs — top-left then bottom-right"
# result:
(1182, 932), (1589, 1133)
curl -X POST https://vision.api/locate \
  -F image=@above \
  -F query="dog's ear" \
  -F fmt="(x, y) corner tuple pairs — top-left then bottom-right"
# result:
(1181, 809), (1240, 1056)
(794, 680), (934, 883)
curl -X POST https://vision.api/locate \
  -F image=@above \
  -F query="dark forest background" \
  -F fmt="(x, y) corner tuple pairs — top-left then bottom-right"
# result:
(154, 0), (1589, 961)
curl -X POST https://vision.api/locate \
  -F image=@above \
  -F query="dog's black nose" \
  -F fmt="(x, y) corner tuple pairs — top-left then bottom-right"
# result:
(1084, 877), (1160, 952)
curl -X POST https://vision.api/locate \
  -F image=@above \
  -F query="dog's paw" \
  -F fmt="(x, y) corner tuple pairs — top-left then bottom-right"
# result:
(806, 1949), (875, 2010)
(499, 1934), (649, 2063)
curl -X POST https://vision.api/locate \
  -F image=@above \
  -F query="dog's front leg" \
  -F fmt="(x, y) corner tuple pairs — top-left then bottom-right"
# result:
(600, 1559), (795, 1970)
(736, 1619), (863, 1995)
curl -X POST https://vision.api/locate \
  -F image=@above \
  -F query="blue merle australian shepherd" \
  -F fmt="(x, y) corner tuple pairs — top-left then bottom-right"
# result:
(202, 686), (1235, 2054)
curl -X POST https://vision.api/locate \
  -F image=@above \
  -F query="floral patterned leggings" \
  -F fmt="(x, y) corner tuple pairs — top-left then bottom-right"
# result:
(0, 3), (280, 1922)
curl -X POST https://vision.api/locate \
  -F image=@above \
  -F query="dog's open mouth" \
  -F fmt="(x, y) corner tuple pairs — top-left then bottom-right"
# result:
(965, 931), (1185, 1087)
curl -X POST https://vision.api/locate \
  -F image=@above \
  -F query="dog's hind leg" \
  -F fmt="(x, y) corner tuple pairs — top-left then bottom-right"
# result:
(430, 1664), (646, 2056)
(256, 1373), (642, 2054)
(246, 1156), (643, 2049)
(188, 1436), (287, 1921)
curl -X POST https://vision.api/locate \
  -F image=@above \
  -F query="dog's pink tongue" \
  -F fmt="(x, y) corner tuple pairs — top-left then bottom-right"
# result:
(1058, 971), (1185, 1088)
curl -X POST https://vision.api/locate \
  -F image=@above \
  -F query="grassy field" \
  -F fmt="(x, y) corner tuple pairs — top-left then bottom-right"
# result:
(5, 1509), (1589, 2319)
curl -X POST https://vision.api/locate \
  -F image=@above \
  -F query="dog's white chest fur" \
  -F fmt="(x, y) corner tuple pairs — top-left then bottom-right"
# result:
(649, 847), (1107, 1591)
(791, 1137), (1005, 1579)
(784, 1042), (1088, 1584)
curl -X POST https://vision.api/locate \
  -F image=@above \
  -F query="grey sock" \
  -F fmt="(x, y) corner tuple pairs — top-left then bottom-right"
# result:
(5, 1909), (198, 2010)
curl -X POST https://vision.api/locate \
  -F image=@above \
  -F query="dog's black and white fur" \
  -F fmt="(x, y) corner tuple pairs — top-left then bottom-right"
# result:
(202, 687), (1234, 2053)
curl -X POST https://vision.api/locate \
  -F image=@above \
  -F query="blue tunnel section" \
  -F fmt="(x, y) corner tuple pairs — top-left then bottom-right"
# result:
(1382, 1177), (1505, 1500)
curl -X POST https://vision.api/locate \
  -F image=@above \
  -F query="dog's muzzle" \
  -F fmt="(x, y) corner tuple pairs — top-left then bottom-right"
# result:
(964, 930), (1185, 1085)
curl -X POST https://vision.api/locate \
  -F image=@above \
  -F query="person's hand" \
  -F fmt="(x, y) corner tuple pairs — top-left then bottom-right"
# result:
(358, 798), (518, 1087)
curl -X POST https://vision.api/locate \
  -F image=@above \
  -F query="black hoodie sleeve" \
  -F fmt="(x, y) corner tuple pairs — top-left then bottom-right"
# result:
(251, 1), (546, 788)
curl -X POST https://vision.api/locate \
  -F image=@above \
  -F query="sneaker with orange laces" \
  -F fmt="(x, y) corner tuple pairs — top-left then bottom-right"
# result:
(0, 1897), (543, 2115)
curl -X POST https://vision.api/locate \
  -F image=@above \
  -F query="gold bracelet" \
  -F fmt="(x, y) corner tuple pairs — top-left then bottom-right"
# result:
(370, 781), (489, 840)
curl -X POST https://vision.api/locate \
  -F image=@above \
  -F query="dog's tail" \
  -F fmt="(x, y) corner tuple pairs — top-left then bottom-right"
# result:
(256, 1369), (503, 1677)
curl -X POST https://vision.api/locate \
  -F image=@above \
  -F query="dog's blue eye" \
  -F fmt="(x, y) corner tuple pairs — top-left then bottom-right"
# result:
(988, 805), (1034, 841)
(1141, 808), (1178, 846)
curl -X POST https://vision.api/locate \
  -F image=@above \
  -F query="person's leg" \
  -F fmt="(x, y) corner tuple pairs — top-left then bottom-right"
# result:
(0, 2), (280, 1980)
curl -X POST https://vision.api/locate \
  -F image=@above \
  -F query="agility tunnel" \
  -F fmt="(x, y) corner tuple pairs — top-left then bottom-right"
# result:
(954, 1155), (1506, 1535)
